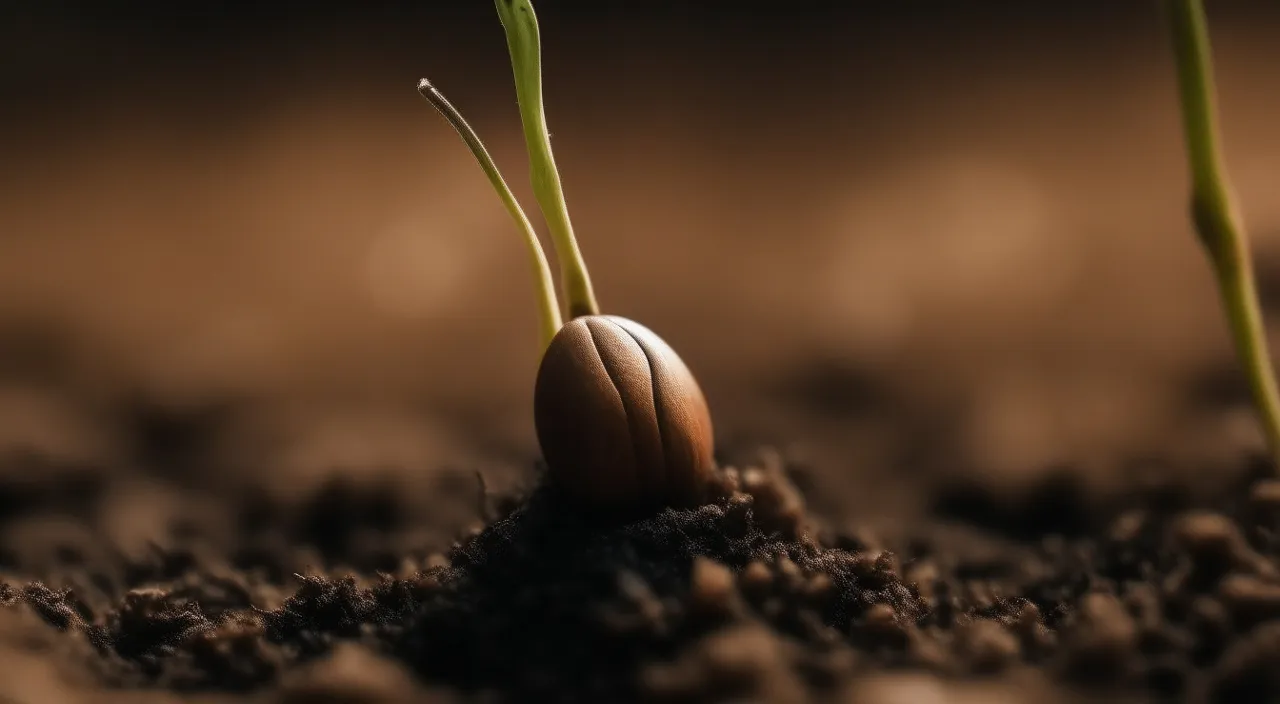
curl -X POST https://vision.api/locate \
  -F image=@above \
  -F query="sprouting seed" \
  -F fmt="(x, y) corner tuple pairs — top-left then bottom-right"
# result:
(534, 315), (715, 509)
(418, 0), (716, 510)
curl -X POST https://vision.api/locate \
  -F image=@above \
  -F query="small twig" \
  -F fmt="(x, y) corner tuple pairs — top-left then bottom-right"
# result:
(474, 469), (493, 522)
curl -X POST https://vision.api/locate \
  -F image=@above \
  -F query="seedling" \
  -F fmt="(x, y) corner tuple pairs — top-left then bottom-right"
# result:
(418, 0), (715, 510)
(1165, 0), (1280, 466)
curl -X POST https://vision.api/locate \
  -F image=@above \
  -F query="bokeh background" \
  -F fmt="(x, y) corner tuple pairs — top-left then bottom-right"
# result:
(3, 0), (1280, 525)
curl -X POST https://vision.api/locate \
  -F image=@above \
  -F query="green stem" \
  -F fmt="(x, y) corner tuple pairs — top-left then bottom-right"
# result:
(418, 78), (562, 350)
(1167, 0), (1280, 463)
(495, 0), (600, 319)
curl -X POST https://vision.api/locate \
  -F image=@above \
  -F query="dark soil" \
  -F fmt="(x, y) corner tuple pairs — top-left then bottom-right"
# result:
(0, 384), (1274, 704)
(6, 397), (1280, 703)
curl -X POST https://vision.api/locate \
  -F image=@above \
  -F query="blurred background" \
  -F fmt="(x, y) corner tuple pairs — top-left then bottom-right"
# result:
(3, 0), (1280, 522)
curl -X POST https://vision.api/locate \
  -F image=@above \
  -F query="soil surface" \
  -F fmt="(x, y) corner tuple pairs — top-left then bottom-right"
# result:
(7, 6), (1280, 702)
(3, 390), (1280, 704)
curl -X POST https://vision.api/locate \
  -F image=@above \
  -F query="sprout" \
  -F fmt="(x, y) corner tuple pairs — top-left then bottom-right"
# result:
(494, 0), (599, 321)
(418, 0), (716, 511)
(1165, 0), (1280, 464)
(416, 78), (561, 349)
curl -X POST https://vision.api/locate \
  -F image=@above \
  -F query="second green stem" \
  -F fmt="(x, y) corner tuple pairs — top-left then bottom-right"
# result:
(1168, 0), (1280, 463)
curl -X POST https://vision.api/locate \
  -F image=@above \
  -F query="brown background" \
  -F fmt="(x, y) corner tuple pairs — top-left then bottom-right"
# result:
(3, 1), (1280, 519)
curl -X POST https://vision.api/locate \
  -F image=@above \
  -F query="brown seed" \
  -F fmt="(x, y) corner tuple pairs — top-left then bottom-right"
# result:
(534, 315), (715, 510)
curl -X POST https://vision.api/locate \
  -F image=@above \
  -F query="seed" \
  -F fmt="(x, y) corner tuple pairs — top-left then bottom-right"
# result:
(534, 315), (715, 510)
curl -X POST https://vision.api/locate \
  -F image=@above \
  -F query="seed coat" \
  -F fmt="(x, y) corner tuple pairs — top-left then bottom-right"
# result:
(534, 315), (715, 509)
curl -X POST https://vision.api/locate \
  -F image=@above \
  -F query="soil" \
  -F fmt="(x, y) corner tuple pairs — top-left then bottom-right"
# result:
(9, 3), (1280, 700)
(5, 388), (1280, 704)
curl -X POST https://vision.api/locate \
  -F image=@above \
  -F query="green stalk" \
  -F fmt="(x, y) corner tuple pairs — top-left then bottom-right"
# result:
(418, 78), (562, 350)
(1166, 0), (1280, 464)
(495, 0), (600, 319)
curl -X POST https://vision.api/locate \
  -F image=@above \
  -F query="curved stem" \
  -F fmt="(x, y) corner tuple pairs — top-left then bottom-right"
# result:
(1166, 0), (1280, 464)
(418, 78), (562, 350)
(495, 0), (600, 319)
